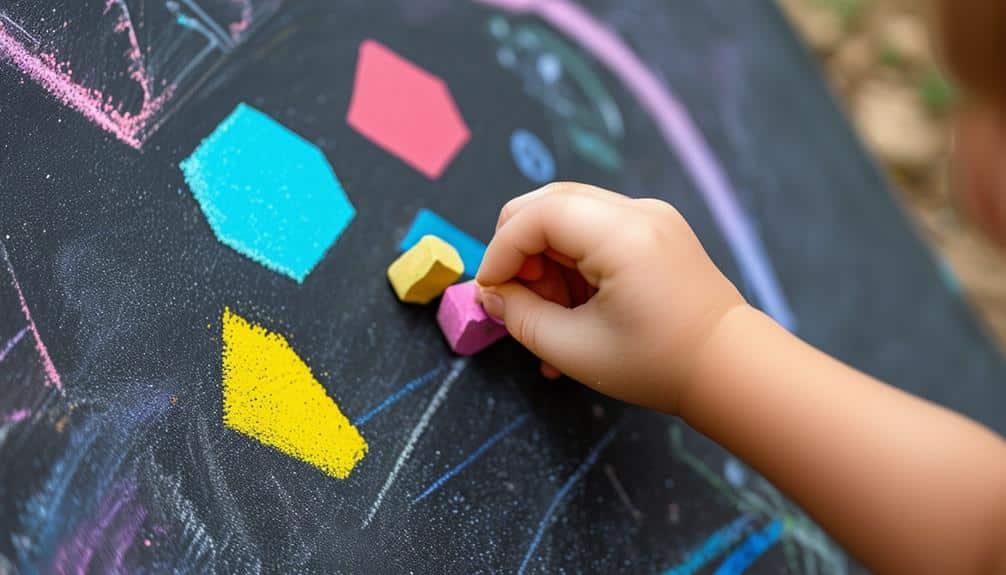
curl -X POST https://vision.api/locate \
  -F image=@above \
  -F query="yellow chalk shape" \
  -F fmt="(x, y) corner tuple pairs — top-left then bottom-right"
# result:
(221, 308), (367, 479)
(387, 235), (464, 304)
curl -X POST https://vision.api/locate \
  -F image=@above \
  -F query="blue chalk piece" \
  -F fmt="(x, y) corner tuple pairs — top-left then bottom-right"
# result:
(400, 209), (486, 276)
(510, 129), (556, 184)
(181, 103), (355, 282)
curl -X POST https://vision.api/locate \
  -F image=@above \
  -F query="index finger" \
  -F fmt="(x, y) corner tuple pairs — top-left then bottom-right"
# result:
(476, 192), (619, 287)
(495, 182), (633, 232)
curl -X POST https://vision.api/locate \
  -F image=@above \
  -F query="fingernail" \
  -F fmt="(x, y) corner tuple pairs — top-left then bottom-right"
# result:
(480, 289), (504, 321)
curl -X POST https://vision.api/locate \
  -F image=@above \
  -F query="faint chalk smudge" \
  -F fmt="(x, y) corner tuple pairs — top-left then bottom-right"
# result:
(518, 425), (619, 575)
(604, 464), (644, 521)
(0, 326), (28, 364)
(3, 408), (31, 424)
(50, 480), (147, 575)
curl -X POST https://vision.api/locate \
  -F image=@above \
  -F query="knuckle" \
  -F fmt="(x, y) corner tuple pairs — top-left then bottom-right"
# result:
(631, 199), (688, 246)
(540, 181), (582, 198)
(623, 218), (667, 252)
(498, 200), (517, 224)
(515, 307), (544, 352)
(636, 198), (682, 222)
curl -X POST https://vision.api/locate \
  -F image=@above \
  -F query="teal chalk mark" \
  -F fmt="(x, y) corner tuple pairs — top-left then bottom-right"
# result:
(400, 209), (486, 276)
(181, 103), (355, 282)
(567, 124), (622, 172)
(713, 519), (784, 575)
(665, 515), (752, 575)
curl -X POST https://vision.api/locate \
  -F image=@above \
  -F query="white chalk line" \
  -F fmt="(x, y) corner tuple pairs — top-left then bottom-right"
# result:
(360, 358), (468, 528)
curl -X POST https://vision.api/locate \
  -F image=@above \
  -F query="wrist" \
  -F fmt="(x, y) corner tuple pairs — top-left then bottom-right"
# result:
(675, 303), (769, 421)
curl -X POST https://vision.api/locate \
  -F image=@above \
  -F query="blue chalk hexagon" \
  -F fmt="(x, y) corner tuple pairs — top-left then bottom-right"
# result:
(181, 103), (355, 282)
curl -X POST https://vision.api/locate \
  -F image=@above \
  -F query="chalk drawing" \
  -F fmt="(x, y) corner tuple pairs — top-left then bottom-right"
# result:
(518, 425), (619, 574)
(478, 0), (796, 330)
(669, 424), (847, 574)
(511, 129), (557, 183)
(221, 308), (367, 479)
(142, 456), (219, 571)
(0, 326), (28, 365)
(664, 515), (752, 575)
(182, 103), (356, 282)
(414, 413), (529, 503)
(724, 457), (748, 487)
(347, 39), (470, 179)
(1, 242), (63, 390)
(355, 364), (447, 426)
(603, 464), (644, 521)
(713, 519), (784, 575)
(489, 16), (624, 172)
(362, 358), (468, 528)
(0, 1), (278, 147)
(177, 0), (236, 49)
(15, 393), (170, 570)
(3, 409), (30, 424)
(0, 11), (165, 148)
(50, 480), (147, 575)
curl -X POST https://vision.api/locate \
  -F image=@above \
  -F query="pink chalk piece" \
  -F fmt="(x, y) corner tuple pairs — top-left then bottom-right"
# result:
(346, 39), (470, 179)
(437, 281), (508, 356)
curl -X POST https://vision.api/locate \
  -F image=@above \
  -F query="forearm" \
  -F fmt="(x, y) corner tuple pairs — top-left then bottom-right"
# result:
(679, 305), (1006, 575)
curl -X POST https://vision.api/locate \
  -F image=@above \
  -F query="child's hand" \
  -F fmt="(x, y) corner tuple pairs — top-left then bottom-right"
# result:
(476, 182), (746, 413)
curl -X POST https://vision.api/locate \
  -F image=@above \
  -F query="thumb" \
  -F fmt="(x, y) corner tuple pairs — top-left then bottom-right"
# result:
(481, 282), (602, 380)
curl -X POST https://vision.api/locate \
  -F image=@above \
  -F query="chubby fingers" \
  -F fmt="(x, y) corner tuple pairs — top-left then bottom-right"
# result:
(495, 182), (632, 231)
(477, 190), (621, 287)
(481, 282), (607, 382)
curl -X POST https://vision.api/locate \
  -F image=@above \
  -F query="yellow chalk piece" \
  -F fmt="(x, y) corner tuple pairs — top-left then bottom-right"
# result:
(387, 235), (464, 304)
(221, 308), (367, 479)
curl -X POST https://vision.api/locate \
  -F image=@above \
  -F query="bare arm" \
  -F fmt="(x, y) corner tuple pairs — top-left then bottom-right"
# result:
(477, 183), (1006, 574)
(683, 304), (1006, 575)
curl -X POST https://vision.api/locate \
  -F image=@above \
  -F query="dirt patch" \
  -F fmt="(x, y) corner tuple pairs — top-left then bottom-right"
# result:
(779, 0), (1006, 349)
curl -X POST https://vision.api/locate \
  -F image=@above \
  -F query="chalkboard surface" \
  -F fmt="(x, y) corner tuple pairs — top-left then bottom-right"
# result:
(1, 1), (1003, 573)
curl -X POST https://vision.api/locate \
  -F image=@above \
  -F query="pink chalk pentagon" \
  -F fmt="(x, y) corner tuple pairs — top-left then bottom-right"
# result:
(346, 39), (470, 179)
(437, 281), (508, 356)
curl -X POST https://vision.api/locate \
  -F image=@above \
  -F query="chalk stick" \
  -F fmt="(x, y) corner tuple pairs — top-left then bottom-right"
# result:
(437, 280), (508, 356)
(387, 235), (464, 304)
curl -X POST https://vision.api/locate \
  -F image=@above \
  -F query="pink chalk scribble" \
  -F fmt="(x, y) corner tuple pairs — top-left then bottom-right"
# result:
(0, 2), (281, 147)
(106, 0), (158, 107)
(51, 481), (147, 575)
(3, 408), (31, 424)
(0, 17), (168, 149)
(229, 0), (254, 39)
(1, 245), (63, 391)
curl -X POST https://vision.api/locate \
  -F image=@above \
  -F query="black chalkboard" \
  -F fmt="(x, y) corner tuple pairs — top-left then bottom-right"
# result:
(2, 1), (1003, 573)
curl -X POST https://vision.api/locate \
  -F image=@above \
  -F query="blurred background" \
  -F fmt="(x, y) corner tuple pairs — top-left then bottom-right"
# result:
(778, 0), (1006, 350)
